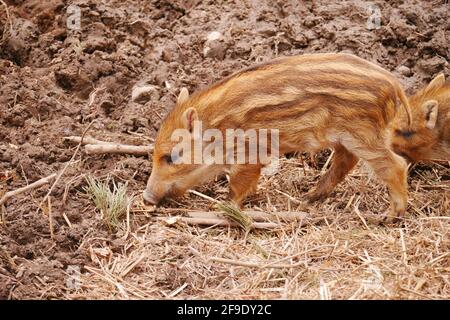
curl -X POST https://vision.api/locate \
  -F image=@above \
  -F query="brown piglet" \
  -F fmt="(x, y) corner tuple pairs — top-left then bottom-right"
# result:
(143, 53), (413, 221)
(390, 73), (450, 162)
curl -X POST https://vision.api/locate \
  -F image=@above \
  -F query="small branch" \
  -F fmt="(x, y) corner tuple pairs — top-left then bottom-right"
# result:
(274, 190), (302, 204)
(0, 173), (57, 206)
(161, 216), (279, 229)
(47, 196), (54, 240)
(0, 0), (13, 43)
(85, 144), (152, 155)
(187, 210), (308, 223)
(1, 205), (5, 225)
(188, 189), (220, 204)
(62, 212), (72, 228)
(64, 136), (153, 155)
(321, 150), (334, 174)
(121, 197), (133, 240)
(211, 244), (333, 269)
(64, 136), (110, 145)
(210, 257), (302, 269)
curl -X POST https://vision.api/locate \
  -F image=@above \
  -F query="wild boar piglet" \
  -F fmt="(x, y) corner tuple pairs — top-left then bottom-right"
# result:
(390, 73), (450, 162)
(144, 53), (413, 221)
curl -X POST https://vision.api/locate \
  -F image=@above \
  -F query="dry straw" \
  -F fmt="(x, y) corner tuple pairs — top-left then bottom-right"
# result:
(62, 155), (448, 300)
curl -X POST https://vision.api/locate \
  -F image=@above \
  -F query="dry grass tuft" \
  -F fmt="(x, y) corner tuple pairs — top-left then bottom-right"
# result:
(216, 201), (253, 231)
(84, 176), (130, 231)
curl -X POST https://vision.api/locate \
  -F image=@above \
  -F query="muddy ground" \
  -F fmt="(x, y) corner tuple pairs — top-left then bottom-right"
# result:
(0, 0), (449, 299)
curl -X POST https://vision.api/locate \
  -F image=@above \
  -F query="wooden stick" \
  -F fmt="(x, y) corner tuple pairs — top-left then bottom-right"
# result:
(64, 136), (109, 145)
(84, 143), (152, 155)
(161, 216), (279, 229)
(62, 212), (72, 228)
(274, 190), (302, 204)
(1, 204), (4, 224)
(188, 189), (220, 204)
(64, 136), (153, 155)
(0, 0), (13, 43)
(210, 257), (302, 269)
(211, 244), (333, 269)
(0, 173), (57, 206)
(48, 196), (54, 240)
(187, 210), (308, 223)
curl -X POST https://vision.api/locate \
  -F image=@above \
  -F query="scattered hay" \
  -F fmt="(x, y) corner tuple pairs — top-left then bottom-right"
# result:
(63, 156), (448, 300)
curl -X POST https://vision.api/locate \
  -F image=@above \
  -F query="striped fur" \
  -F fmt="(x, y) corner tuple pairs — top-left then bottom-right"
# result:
(145, 53), (411, 221)
(390, 73), (450, 162)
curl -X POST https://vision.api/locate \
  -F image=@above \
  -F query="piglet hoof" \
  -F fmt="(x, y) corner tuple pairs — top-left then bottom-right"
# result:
(363, 212), (400, 226)
(382, 215), (402, 225)
(305, 190), (328, 203)
(140, 197), (157, 213)
(379, 209), (404, 225)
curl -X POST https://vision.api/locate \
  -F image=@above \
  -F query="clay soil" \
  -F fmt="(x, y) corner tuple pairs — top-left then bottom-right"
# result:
(0, 0), (449, 299)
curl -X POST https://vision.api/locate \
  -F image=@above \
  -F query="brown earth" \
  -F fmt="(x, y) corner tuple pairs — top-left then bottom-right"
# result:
(0, 0), (449, 299)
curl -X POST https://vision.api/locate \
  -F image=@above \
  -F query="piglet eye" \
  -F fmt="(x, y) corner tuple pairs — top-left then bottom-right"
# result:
(395, 129), (415, 139)
(161, 154), (173, 165)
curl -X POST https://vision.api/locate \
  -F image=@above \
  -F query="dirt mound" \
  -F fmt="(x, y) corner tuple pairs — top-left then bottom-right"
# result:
(0, 0), (448, 299)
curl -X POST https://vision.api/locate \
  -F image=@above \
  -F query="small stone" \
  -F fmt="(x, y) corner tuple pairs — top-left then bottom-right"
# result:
(206, 31), (222, 42)
(397, 65), (412, 77)
(131, 85), (160, 104)
(203, 40), (226, 60)
(203, 31), (226, 60)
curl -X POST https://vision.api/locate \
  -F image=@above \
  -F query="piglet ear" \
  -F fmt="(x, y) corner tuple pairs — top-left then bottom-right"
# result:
(422, 100), (438, 129)
(177, 87), (190, 105)
(181, 107), (198, 132)
(426, 73), (445, 92)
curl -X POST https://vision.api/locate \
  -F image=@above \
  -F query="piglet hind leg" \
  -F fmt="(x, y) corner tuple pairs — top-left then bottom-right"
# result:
(229, 164), (262, 207)
(341, 136), (408, 223)
(306, 144), (358, 203)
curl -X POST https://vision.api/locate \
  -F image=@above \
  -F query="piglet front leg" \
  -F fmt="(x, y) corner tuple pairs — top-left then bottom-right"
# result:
(229, 164), (262, 207)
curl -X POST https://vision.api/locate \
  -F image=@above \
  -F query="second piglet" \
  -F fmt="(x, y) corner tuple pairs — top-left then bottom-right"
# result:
(390, 73), (450, 163)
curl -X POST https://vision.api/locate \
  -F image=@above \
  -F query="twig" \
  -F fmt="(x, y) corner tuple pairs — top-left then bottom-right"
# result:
(353, 198), (371, 230)
(64, 136), (109, 145)
(321, 150), (334, 174)
(121, 197), (133, 240)
(210, 257), (302, 269)
(0, 173), (57, 206)
(64, 136), (153, 155)
(187, 210), (308, 223)
(167, 283), (188, 298)
(274, 190), (302, 204)
(37, 121), (95, 213)
(188, 190), (308, 221)
(120, 253), (146, 278)
(161, 216), (279, 229)
(1, 204), (5, 225)
(188, 189), (220, 204)
(48, 196), (54, 240)
(399, 229), (408, 266)
(85, 144), (152, 155)
(62, 212), (72, 228)
(0, 0), (13, 44)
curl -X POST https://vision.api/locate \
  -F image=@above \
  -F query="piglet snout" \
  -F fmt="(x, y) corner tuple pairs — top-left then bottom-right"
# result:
(142, 189), (160, 206)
